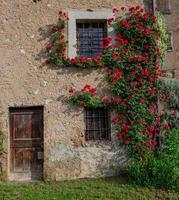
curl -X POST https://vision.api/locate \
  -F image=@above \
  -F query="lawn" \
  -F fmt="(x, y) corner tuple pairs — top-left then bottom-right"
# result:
(0, 177), (178, 200)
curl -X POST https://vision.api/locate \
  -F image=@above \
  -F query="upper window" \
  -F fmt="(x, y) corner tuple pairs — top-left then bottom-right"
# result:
(155, 0), (171, 14)
(145, 0), (171, 14)
(68, 10), (113, 58)
(156, 0), (171, 14)
(144, 0), (155, 13)
(85, 107), (111, 141)
(76, 20), (107, 58)
(167, 32), (174, 51)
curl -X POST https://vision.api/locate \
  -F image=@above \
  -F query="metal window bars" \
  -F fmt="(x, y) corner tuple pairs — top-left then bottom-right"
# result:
(76, 20), (107, 58)
(85, 107), (111, 141)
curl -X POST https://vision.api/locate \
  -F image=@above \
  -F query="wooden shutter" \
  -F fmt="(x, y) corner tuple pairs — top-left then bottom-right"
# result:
(144, 0), (155, 13)
(167, 32), (174, 51)
(156, 0), (171, 14)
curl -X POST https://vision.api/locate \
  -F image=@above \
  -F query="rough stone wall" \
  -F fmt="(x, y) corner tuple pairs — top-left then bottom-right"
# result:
(163, 0), (179, 78)
(0, 0), (157, 181)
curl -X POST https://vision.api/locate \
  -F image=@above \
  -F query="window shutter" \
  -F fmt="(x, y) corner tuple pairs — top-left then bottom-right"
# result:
(145, 0), (155, 13)
(152, 0), (157, 13)
(156, 0), (171, 14)
(167, 32), (174, 51)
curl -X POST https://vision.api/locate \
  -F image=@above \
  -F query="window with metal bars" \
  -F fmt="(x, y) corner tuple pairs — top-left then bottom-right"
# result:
(85, 107), (111, 141)
(76, 20), (107, 58)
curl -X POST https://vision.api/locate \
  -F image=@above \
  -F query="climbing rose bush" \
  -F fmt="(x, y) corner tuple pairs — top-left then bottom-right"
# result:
(100, 6), (164, 156)
(47, 6), (169, 158)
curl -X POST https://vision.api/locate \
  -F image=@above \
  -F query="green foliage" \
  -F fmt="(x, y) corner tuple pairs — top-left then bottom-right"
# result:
(159, 77), (179, 109)
(0, 177), (178, 200)
(159, 129), (179, 168)
(128, 129), (179, 189)
(69, 91), (107, 108)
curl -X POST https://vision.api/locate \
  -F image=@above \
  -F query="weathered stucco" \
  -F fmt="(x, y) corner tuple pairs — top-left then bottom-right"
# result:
(163, 0), (179, 77)
(0, 0), (178, 181)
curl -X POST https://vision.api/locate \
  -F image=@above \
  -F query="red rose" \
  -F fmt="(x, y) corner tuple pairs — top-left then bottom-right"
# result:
(103, 37), (112, 44)
(71, 58), (78, 65)
(131, 81), (137, 87)
(130, 112), (135, 117)
(124, 138), (131, 145)
(138, 78), (143, 83)
(106, 68), (112, 74)
(145, 28), (150, 35)
(147, 126), (155, 132)
(68, 87), (75, 93)
(113, 7), (119, 13)
(80, 56), (86, 63)
(117, 133), (124, 139)
(89, 87), (96, 93)
(131, 72), (136, 78)
(136, 5), (140, 10)
(102, 98), (110, 104)
(172, 111), (177, 116)
(60, 34), (65, 39)
(138, 120), (143, 125)
(124, 22), (131, 29)
(107, 18), (114, 25)
(148, 139), (157, 147)
(46, 45), (52, 51)
(140, 98), (145, 104)
(163, 124), (170, 129)
(138, 26), (143, 32)
(111, 82), (116, 87)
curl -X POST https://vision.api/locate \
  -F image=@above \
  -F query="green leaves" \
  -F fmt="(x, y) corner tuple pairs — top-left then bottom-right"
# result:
(69, 91), (107, 108)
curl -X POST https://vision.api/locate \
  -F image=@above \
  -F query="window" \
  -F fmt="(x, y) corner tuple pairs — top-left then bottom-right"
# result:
(145, 0), (171, 14)
(68, 10), (113, 58)
(85, 107), (111, 141)
(153, 0), (172, 14)
(144, 0), (155, 13)
(167, 32), (174, 51)
(76, 20), (107, 58)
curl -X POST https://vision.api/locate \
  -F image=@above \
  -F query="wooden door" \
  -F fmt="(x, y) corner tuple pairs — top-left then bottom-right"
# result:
(10, 107), (43, 181)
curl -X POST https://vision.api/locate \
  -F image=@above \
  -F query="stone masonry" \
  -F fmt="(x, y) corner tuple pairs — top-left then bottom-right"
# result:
(0, 0), (178, 181)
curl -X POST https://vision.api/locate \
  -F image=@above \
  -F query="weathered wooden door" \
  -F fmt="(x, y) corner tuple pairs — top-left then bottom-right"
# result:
(10, 107), (43, 181)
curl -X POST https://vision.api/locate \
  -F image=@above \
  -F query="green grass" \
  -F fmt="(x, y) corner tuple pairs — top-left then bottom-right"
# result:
(0, 177), (178, 200)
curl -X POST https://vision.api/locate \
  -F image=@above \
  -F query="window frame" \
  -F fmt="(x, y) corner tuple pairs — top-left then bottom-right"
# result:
(84, 107), (111, 141)
(68, 10), (114, 58)
(153, 0), (172, 14)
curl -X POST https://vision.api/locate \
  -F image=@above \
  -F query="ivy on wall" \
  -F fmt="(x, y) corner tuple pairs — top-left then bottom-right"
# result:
(47, 6), (170, 158)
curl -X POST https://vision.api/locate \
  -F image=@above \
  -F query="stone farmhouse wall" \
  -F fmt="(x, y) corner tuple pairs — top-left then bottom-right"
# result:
(0, 0), (178, 181)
